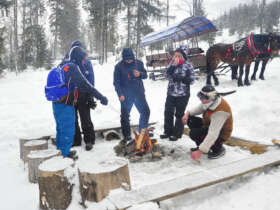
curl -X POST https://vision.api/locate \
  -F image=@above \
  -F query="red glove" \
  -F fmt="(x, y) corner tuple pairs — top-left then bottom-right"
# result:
(190, 150), (203, 162)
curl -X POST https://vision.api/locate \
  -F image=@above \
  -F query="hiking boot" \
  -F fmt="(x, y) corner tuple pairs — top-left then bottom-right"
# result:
(169, 136), (178, 141)
(190, 147), (199, 152)
(151, 144), (162, 159)
(119, 140), (127, 148)
(124, 136), (132, 141)
(208, 146), (226, 159)
(85, 143), (93, 151)
(149, 132), (154, 137)
(67, 150), (78, 160)
(160, 134), (170, 139)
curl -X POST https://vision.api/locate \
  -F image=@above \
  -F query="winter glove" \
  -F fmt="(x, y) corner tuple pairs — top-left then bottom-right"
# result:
(87, 97), (97, 110)
(100, 96), (108, 105)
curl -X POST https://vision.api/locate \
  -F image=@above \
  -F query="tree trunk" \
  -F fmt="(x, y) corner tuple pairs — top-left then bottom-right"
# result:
(38, 156), (75, 210)
(136, 0), (141, 58)
(127, 2), (131, 47)
(79, 158), (131, 203)
(27, 149), (60, 183)
(22, 140), (48, 163)
(19, 138), (32, 160)
(13, 0), (18, 73)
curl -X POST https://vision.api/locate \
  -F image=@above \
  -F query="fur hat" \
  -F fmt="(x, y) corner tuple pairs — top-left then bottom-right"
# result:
(197, 85), (218, 101)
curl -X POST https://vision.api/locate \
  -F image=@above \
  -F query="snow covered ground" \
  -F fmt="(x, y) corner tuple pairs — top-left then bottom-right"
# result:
(1, 53), (280, 210)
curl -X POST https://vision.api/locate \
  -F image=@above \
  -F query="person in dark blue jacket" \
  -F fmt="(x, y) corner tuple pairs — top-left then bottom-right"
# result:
(113, 48), (150, 145)
(66, 41), (96, 151)
(53, 46), (108, 159)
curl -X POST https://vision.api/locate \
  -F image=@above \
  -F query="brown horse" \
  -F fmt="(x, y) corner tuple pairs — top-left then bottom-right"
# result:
(206, 33), (280, 86)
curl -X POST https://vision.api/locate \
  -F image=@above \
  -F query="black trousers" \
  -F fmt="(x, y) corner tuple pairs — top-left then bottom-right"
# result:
(187, 116), (225, 152)
(164, 95), (189, 138)
(73, 92), (95, 145)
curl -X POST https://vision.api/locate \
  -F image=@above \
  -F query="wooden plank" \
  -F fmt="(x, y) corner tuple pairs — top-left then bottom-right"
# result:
(183, 128), (270, 154)
(108, 149), (280, 209)
(95, 122), (157, 133)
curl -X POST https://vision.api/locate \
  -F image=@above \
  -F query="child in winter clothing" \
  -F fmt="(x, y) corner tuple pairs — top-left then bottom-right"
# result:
(160, 45), (195, 141)
(113, 48), (150, 143)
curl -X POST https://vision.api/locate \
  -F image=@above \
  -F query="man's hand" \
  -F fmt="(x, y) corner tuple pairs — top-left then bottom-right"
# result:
(133, 70), (141, 77)
(100, 96), (108, 105)
(190, 150), (203, 162)
(120, 95), (125, 101)
(182, 111), (189, 125)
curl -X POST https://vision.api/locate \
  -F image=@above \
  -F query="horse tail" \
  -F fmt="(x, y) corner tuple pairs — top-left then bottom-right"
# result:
(205, 46), (213, 85)
(206, 47), (212, 75)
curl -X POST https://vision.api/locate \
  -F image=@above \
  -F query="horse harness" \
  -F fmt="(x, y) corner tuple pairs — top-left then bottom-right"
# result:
(226, 34), (271, 58)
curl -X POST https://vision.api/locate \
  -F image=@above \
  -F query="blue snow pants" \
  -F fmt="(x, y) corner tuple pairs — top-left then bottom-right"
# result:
(52, 102), (75, 157)
(120, 92), (150, 138)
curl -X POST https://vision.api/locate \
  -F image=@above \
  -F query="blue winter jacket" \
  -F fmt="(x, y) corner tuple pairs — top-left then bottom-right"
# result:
(60, 47), (105, 106)
(113, 48), (147, 98)
(71, 40), (95, 86)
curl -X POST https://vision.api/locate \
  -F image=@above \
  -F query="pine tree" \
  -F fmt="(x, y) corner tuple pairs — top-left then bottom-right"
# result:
(49, 0), (81, 57)
(0, 0), (12, 74)
(18, 0), (47, 70)
(84, 0), (120, 63)
(193, 0), (217, 46)
(34, 25), (48, 68)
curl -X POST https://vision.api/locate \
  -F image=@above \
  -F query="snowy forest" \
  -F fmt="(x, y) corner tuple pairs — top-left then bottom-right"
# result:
(0, 0), (279, 75)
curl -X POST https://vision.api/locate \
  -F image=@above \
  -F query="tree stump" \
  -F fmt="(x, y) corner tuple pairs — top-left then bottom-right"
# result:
(23, 140), (48, 163)
(27, 149), (61, 183)
(19, 136), (51, 160)
(78, 157), (131, 203)
(19, 138), (32, 160)
(38, 156), (75, 210)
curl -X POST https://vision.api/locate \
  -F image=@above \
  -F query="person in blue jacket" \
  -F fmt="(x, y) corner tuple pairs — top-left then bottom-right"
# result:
(65, 41), (96, 151)
(53, 46), (108, 159)
(113, 48), (150, 146)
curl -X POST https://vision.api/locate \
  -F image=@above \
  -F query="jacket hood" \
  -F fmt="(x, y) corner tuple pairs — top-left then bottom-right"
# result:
(122, 48), (135, 61)
(71, 40), (82, 48)
(69, 46), (87, 65)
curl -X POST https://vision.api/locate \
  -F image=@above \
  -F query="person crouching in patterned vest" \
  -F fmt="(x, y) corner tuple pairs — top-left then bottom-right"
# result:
(182, 85), (234, 161)
(160, 45), (195, 141)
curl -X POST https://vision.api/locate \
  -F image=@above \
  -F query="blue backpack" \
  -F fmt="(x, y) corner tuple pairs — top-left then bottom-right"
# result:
(45, 64), (70, 101)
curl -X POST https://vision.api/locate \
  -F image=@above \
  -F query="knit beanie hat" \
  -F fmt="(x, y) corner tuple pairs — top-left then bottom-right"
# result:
(175, 45), (189, 60)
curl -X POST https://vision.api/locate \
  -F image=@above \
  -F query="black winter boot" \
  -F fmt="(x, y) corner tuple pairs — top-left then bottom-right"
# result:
(85, 143), (93, 151)
(208, 146), (226, 159)
(160, 134), (170, 139)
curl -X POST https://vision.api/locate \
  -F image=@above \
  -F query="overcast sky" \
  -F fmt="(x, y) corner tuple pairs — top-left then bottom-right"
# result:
(169, 0), (276, 21)
(204, 0), (275, 19)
